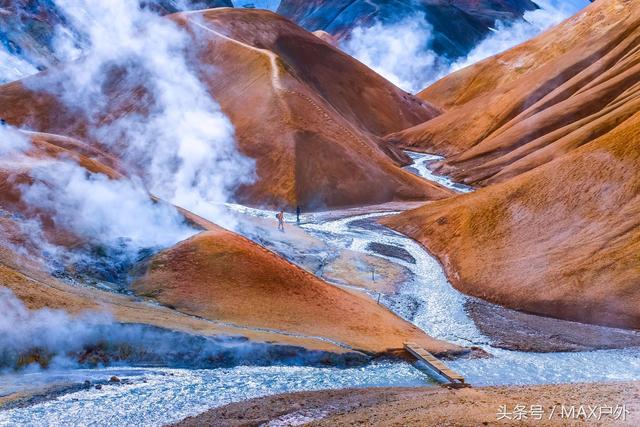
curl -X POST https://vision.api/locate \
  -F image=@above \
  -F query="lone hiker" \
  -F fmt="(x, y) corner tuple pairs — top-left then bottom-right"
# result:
(296, 205), (301, 224)
(276, 209), (285, 232)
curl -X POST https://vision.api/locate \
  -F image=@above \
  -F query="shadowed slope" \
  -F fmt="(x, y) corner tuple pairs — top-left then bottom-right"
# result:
(0, 8), (448, 210)
(277, 0), (537, 57)
(390, 0), (638, 187)
(133, 227), (461, 355)
(383, 0), (640, 332)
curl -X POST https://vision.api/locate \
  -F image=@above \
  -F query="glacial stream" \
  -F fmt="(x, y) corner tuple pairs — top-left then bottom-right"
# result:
(300, 212), (640, 386)
(2, 152), (640, 426)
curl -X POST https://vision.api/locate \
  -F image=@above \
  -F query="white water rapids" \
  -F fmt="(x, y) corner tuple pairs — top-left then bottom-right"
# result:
(1, 152), (639, 426)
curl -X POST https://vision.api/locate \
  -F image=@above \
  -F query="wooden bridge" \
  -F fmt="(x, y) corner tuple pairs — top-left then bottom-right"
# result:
(404, 342), (465, 384)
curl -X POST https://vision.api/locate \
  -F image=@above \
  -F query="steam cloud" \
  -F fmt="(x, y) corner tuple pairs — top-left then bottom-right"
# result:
(450, 0), (590, 72)
(341, 17), (448, 93)
(35, 0), (255, 229)
(0, 1), (258, 369)
(1, 0), (256, 263)
(0, 122), (195, 262)
(0, 46), (38, 84)
(0, 287), (365, 371)
(0, 287), (113, 370)
(21, 160), (195, 250)
(342, 0), (589, 93)
(0, 124), (30, 155)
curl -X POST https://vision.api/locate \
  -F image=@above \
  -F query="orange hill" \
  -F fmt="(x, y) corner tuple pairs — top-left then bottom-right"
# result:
(388, 0), (637, 187)
(383, 0), (640, 330)
(0, 131), (459, 356)
(133, 226), (460, 355)
(0, 131), (124, 253)
(0, 8), (449, 210)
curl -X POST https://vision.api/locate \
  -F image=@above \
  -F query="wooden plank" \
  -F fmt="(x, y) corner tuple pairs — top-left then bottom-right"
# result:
(404, 342), (465, 383)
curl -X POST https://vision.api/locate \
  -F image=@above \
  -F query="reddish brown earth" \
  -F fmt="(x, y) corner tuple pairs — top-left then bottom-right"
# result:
(175, 382), (640, 426)
(0, 190), (349, 356)
(0, 131), (460, 357)
(383, 0), (640, 329)
(133, 226), (461, 355)
(390, 0), (638, 186)
(0, 8), (448, 211)
(0, 8), (463, 365)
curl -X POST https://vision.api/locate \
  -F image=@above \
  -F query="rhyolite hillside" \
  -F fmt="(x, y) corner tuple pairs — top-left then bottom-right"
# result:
(0, 8), (450, 210)
(384, 0), (640, 330)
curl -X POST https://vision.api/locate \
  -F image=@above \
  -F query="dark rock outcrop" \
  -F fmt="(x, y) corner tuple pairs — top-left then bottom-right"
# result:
(277, 0), (538, 58)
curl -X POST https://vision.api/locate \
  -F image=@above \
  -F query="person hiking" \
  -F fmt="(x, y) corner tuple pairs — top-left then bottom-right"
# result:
(296, 205), (301, 224)
(276, 209), (285, 232)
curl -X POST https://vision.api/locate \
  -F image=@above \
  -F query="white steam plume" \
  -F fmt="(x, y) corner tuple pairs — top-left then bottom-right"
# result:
(0, 287), (113, 367)
(342, 0), (589, 93)
(20, 160), (195, 249)
(451, 0), (590, 72)
(0, 47), (39, 84)
(0, 126), (194, 271)
(34, 0), (254, 229)
(0, 124), (31, 155)
(0, 287), (363, 371)
(341, 16), (448, 94)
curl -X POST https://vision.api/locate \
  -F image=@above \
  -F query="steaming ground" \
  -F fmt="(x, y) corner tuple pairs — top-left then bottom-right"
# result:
(0, 0), (625, 425)
(0, 287), (368, 373)
(342, 0), (590, 93)
(0, 0), (256, 382)
(2, 154), (640, 424)
(5, 0), (258, 230)
(22, 161), (195, 250)
(0, 0), (256, 274)
(33, 0), (255, 228)
(4, 200), (640, 425)
(0, 0), (255, 309)
(0, 125), (197, 282)
(0, 124), (30, 155)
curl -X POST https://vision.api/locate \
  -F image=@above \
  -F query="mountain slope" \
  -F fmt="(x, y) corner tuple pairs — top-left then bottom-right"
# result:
(390, 0), (637, 186)
(0, 0), (233, 80)
(0, 8), (448, 210)
(0, 130), (457, 357)
(383, 0), (640, 329)
(277, 0), (538, 58)
(133, 226), (459, 355)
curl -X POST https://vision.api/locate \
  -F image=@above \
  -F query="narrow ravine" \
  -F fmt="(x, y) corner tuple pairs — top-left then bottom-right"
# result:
(403, 151), (474, 193)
